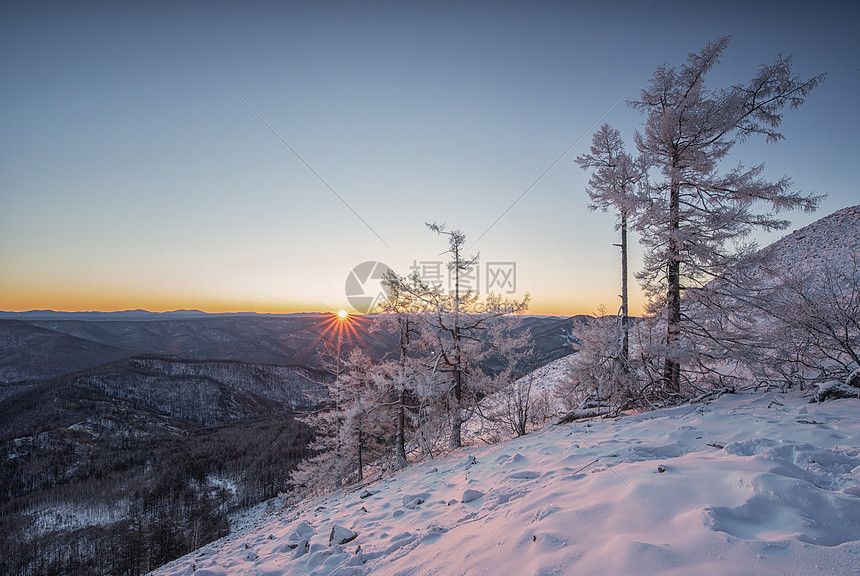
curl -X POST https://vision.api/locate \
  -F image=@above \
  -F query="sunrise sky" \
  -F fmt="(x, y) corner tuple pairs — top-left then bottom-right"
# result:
(2, 1), (858, 316)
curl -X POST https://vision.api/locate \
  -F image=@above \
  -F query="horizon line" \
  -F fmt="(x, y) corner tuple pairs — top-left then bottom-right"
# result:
(0, 308), (590, 318)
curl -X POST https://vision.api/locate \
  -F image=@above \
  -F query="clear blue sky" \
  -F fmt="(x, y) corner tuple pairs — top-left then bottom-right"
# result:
(2, 1), (857, 315)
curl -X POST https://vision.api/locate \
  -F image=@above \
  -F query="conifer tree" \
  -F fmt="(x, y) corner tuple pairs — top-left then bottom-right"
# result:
(629, 37), (823, 393)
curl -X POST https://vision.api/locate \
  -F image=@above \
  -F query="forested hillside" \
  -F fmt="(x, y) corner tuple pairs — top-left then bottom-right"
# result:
(0, 312), (577, 575)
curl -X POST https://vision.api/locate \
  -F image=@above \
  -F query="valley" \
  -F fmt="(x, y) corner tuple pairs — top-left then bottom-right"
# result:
(0, 312), (576, 575)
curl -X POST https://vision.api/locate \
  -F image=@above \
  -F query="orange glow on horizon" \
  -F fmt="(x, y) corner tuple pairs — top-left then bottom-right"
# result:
(0, 299), (641, 318)
(1, 285), (642, 318)
(0, 291), (327, 316)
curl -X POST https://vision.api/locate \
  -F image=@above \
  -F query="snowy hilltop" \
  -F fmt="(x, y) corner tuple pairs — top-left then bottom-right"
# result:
(746, 204), (860, 287)
(761, 204), (860, 276)
(150, 391), (860, 576)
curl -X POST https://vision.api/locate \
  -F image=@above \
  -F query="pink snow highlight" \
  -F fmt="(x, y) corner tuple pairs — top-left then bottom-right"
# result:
(150, 392), (860, 576)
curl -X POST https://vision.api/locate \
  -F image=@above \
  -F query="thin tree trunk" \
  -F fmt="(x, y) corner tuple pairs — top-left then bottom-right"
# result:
(450, 368), (463, 449)
(620, 211), (630, 365)
(334, 331), (343, 488)
(663, 173), (682, 394)
(394, 388), (407, 469)
(357, 427), (363, 482)
(450, 236), (463, 449)
(394, 317), (408, 469)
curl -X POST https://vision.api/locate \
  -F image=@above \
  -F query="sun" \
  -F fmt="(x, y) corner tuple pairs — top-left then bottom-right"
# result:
(337, 309), (349, 319)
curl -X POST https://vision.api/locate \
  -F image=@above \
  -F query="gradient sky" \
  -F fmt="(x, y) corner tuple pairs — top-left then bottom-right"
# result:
(2, 1), (858, 316)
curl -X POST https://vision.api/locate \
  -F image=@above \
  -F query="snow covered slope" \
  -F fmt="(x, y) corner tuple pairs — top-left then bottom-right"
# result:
(757, 204), (860, 280)
(150, 392), (860, 576)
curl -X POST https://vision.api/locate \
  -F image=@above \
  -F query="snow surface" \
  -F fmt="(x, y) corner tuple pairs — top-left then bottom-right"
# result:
(514, 355), (574, 398)
(150, 392), (860, 576)
(464, 355), (573, 441)
(757, 204), (859, 281)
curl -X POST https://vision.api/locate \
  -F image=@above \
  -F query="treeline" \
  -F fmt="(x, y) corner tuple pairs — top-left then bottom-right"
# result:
(1, 405), (312, 576)
(291, 224), (545, 493)
(561, 37), (856, 414)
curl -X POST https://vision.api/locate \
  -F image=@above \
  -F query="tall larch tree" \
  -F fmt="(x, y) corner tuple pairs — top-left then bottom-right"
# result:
(575, 123), (643, 366)
(629, 36), (824, 394)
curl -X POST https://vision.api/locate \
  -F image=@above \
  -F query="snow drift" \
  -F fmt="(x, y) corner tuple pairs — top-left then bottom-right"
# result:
(150, 392), (860, 575)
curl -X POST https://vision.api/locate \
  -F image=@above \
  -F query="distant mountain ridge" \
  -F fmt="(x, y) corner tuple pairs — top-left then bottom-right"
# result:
(0, 314), (378, 384)
(0, 319), (133, 385)
(0, 313), (581, 385)
(0, 309), (318, 321)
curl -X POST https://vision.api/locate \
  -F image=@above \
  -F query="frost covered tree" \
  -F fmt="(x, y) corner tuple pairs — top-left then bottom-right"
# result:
(376, 269), (429, 469)
(426, 222), (477, 449)
(680, 246), (860, 398)
(383, 224), (532, 449)
(629, 37), (824, 394)
(575, 123), (644, 366)
(558, 306), (642, 415)
(424, 223), (531, 448)
(724, 254), (860, 393)
(337, 347), (389, 482)
(478, 341), (545, 438)
(494, 371), (536, 437)
(767, 257), (860, 385)
(292, 345), (385, 491)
